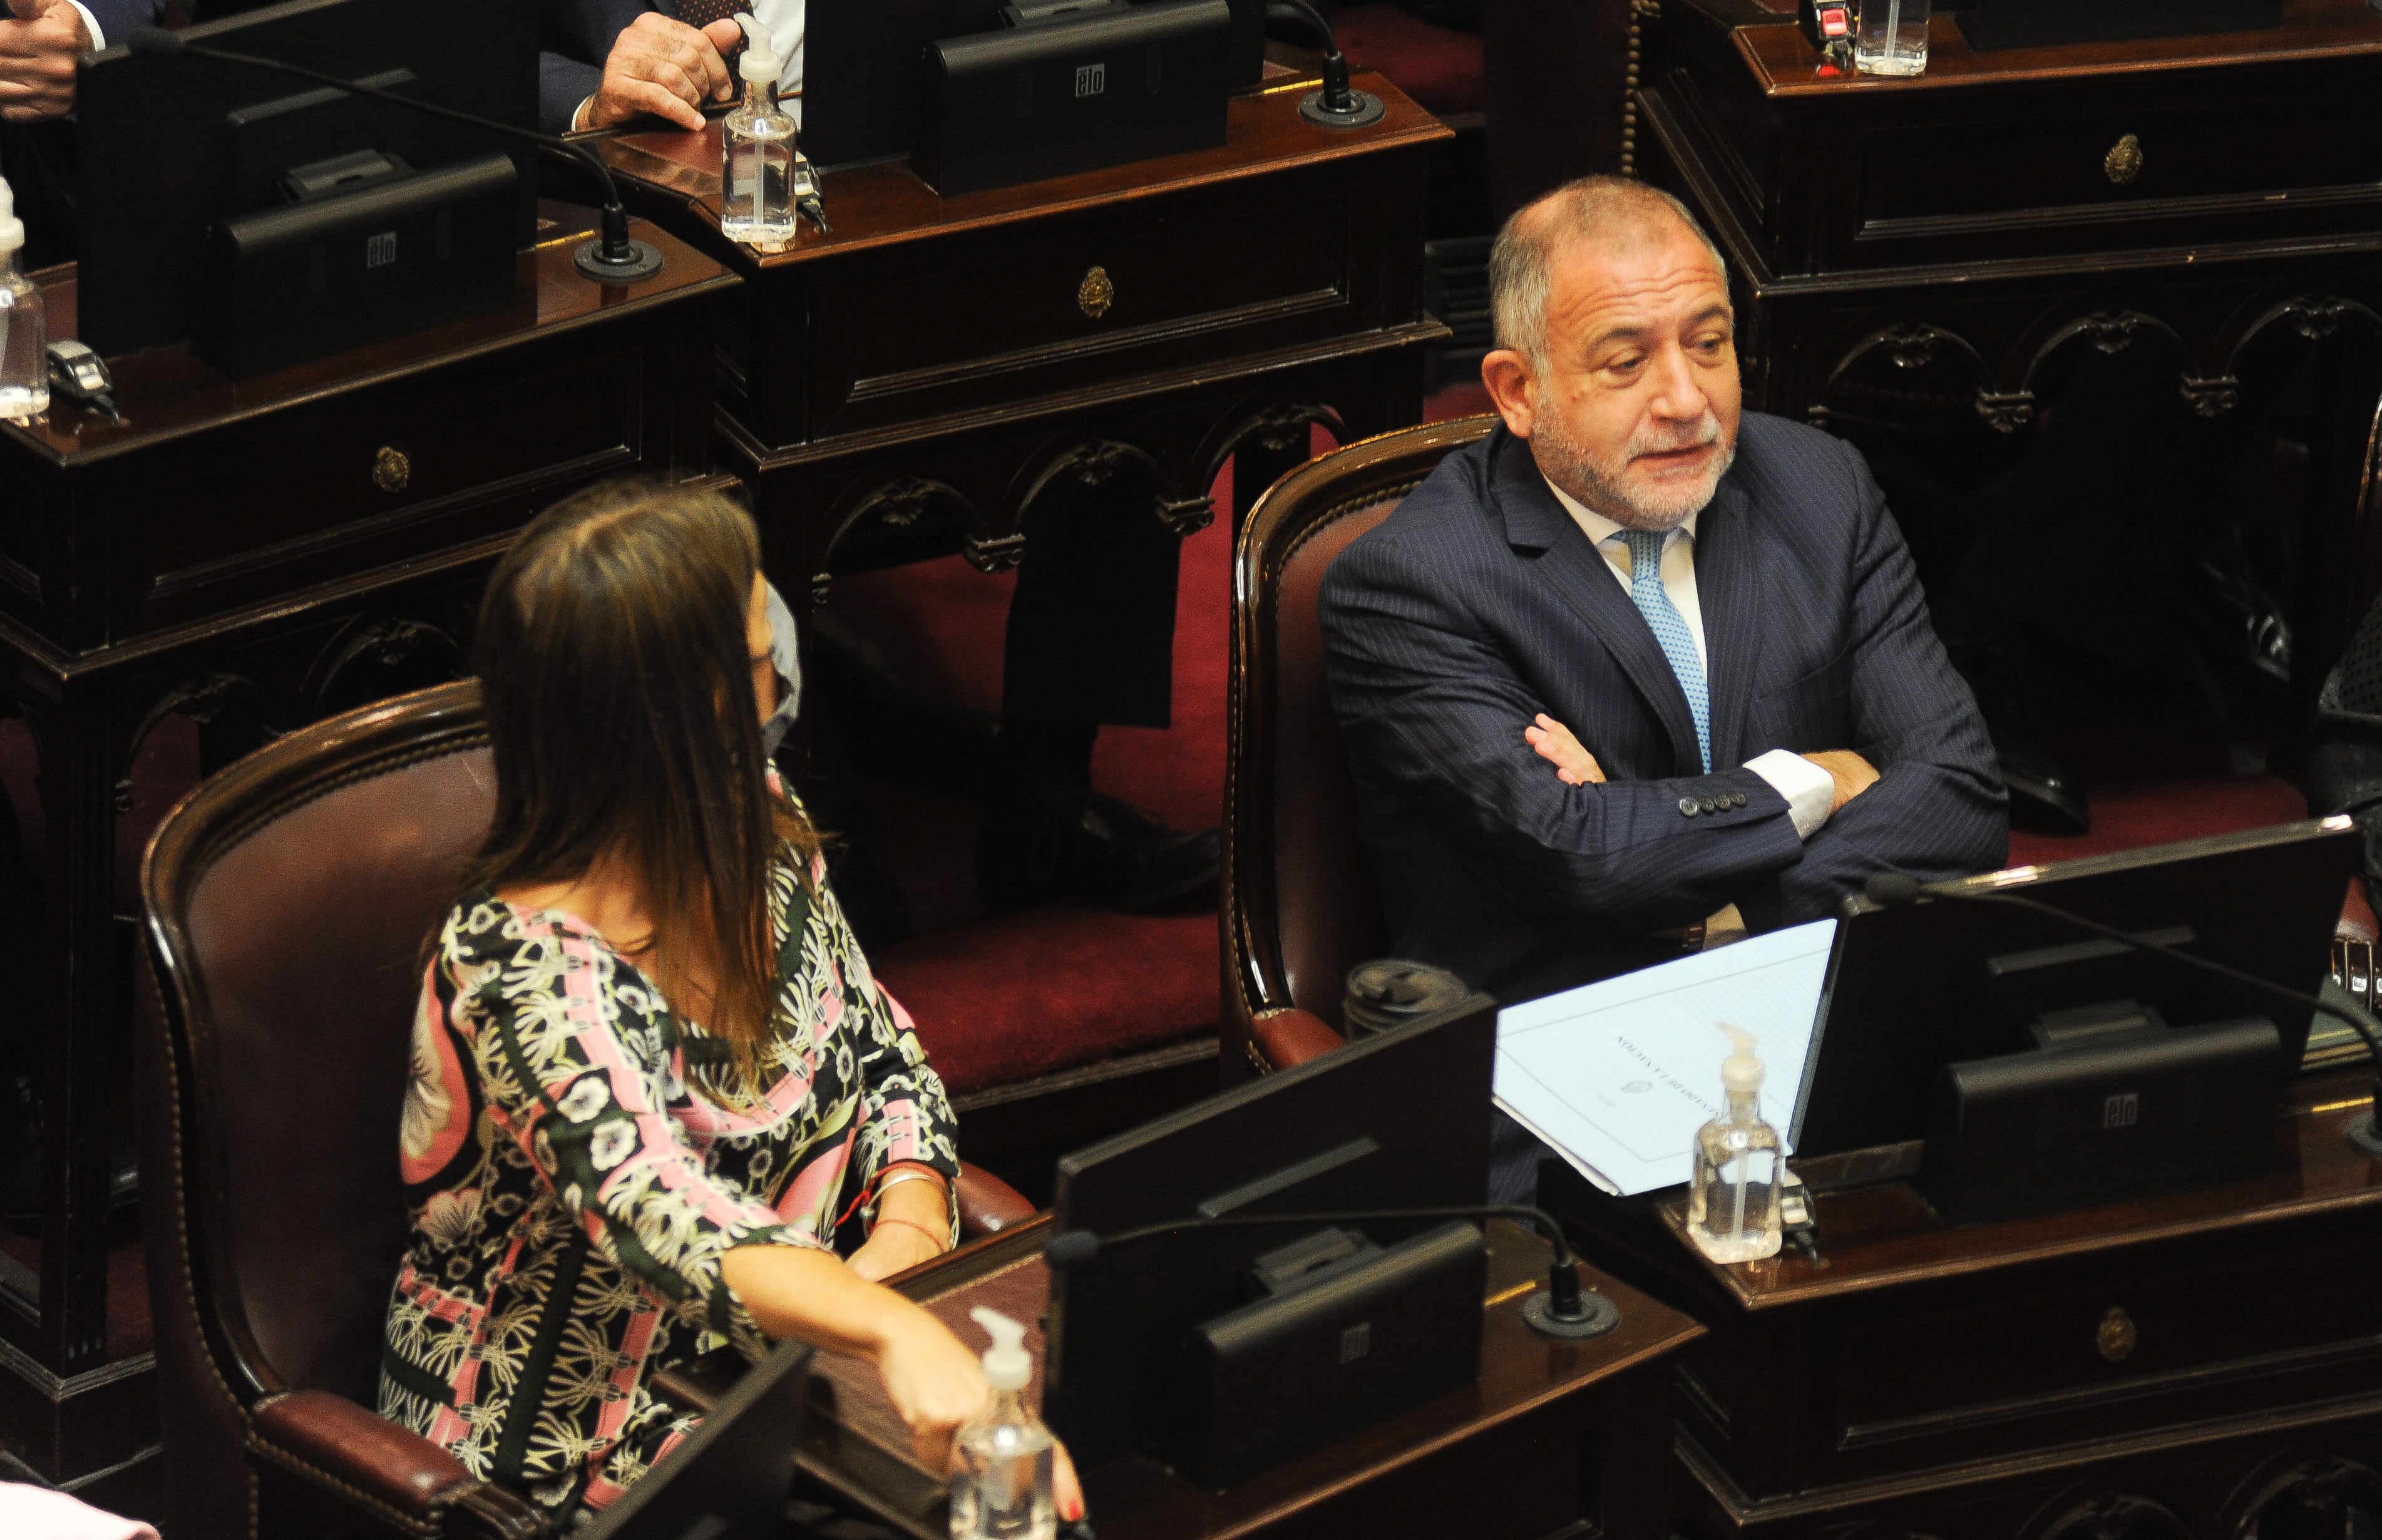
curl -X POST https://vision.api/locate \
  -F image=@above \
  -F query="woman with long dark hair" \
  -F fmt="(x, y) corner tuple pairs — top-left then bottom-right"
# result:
(377, 481), (1080, 1524)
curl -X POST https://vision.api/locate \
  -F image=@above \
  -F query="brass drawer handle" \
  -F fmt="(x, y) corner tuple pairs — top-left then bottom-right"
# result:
(2097, 1305), (2137, 1362)
(372, 446), (412, 494)
(2103, 133), (2143, 186)
(1077, 265), (1115, 320)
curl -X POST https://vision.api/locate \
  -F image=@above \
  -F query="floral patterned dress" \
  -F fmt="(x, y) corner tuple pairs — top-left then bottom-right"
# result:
(377, 830), (960, 1524)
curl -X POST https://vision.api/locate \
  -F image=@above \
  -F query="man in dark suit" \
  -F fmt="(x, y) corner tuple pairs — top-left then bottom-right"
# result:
(1322, 177), (2007, 1014)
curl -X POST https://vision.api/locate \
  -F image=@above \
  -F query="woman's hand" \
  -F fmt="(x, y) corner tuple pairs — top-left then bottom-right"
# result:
(1525, 714), (1606, 786)
(875, 1312), (1087, 1522)
(719, 1244), (1087, 1526)
(875, 1309), (989, 1473)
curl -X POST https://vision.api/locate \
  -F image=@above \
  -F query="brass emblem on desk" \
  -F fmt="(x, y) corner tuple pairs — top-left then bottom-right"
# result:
(2097, 1305), (2138, 1362)
(2103, 133), (2143, 187)
(371, 446), (411, 495)
(1077, 265), (1116, 320)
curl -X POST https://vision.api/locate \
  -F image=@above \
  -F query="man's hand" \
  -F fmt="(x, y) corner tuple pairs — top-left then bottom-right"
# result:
(0, 0), (90, 124)
(580, 13), (741, 132)
(1525, 714), (1606, 786)
(1801, 749), (1879, 813)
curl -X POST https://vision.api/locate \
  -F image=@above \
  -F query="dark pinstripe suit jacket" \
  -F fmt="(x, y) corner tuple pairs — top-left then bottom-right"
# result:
(539, 0), (657, 134)
(1320, 414), (2009, 1005)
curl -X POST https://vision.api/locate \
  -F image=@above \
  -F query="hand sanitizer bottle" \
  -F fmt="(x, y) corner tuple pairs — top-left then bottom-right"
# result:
(949, 1306), (1055, 1540)
(719, 13), (798, 251)
(0, 177), (48, 424)
(1687, 1024), (1784, 1263)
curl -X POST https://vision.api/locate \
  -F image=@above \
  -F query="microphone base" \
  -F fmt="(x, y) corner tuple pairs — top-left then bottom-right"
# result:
(573, 237), (666, 285)
(1299, 89), (1385, 130)
(1521, 1287), (1619, 1339)
(2348, 1109), (2382, 1159)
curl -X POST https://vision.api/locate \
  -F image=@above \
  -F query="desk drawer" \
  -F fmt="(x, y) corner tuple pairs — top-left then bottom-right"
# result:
(1846, 90), (2382, 266)
(120, 348), (642, 634)
(803, 177), (1358, 439)
(1821, 1228), (2382, 1477)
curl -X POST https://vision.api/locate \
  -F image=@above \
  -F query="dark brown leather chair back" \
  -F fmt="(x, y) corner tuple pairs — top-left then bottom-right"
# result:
(137, 680), (544, 1539)
(1221, 416), (1496, 1080)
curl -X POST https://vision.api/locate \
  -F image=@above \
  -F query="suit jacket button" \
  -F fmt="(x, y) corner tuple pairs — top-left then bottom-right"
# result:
(1732, 792), (1748, 808)
(1698, 796), (1719, 814)
(1678, 797), (1700, 817)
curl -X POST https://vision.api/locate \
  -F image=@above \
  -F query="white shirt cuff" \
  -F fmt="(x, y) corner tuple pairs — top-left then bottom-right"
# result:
(1744, 749), (1835, 841)
(68, 1), (104, 51)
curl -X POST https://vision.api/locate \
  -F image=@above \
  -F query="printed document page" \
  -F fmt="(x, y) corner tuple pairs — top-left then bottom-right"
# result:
(1492, 919), (1835, 1196)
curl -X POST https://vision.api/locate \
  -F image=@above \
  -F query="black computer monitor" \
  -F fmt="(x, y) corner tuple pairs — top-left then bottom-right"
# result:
(578, 1340), (813, 1540)
(1044, 992), (1497, 1479)
(803, 0), (1010, 168)
(74, 0), (536, 360)
(1793, 817), (2358, 1158)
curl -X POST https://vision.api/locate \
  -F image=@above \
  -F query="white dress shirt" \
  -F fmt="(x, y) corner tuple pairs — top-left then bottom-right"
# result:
(751, 0), (807, 119)
(1543, 476), (1837, 843)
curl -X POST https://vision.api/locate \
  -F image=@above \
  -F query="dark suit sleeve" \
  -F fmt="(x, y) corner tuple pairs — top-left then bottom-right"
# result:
(539, 0), (653, 135)
(540, 52), (603, 135)
(1733, 441), (2009, 930)
(1322, 531), (1809, 932)
(71, 0), (167, 48)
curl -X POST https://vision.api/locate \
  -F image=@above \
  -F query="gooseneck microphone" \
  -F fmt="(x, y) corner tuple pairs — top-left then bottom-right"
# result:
(1045, 1202), (1621, 1340)
(123, 26), (667, 284)
(1861, 871), (2382, 1156)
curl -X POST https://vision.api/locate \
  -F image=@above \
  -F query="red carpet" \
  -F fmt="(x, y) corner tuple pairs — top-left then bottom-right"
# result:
(2007, 774), (2311, 870)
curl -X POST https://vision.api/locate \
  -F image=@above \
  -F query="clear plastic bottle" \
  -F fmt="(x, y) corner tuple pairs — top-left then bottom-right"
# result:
(0, 177), (48, 424)
(949, 1306), (1055, 1540)
(1686, 1024), (1784, 1264)
(719, 14), (798, 252)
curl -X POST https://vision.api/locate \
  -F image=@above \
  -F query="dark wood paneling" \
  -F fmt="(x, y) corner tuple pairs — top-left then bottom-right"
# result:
(1552, 1073), (2382, 1537)
(598, 73), (1447, 453)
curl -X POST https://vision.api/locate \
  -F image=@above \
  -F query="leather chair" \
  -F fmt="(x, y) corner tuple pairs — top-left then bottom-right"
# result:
(136, 678), (1036, 1540)
(1221, 415), (1498, 1082)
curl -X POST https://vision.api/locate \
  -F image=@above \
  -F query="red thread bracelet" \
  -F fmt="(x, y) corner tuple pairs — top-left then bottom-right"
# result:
(873, 1215), (948, 1253)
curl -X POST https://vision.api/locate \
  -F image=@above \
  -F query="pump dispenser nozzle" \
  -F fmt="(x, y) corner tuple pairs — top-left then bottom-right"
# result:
(1718, 1024), (1764, 1096)
(732, 12), (783, 83)
(970, 1306), (1033, 1392)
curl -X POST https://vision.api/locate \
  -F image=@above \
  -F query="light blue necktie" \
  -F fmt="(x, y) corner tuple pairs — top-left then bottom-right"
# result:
(1621, 529), (1710, 773)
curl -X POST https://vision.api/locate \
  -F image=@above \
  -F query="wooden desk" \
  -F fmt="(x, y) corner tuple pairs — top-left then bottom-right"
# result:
(595, 74), (1449, 764)
(1546, 1070), (2382, 1539)
(0, 209), (733, 1501)
(759, 1216), (1703, 1540)
(1635, 0), (2382, 679)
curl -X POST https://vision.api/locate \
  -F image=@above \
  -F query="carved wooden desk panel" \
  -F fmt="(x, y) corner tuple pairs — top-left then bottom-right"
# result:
(0, 212), (733, 1499)
(1548, 1073), (2382, 1539)
(598, 76), (1449, 695)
